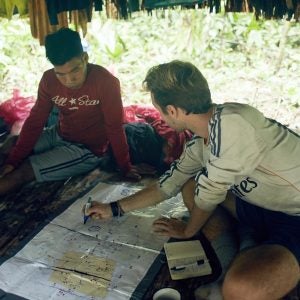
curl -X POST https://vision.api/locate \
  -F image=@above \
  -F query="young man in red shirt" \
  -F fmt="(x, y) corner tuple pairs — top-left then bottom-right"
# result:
(0, 28), (145, 195)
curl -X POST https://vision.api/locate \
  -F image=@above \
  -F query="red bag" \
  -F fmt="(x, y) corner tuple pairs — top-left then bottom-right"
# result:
(0, 89), (35, 135)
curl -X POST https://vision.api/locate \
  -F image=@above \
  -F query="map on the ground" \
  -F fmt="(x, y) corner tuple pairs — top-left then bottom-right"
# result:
(0, 181), (185, 300)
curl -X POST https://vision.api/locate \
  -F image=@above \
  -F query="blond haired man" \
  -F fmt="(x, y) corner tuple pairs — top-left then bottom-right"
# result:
(85, 60), (300, 300)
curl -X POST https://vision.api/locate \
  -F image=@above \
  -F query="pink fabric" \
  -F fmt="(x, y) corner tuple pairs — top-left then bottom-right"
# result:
(0, 89), (35, 135)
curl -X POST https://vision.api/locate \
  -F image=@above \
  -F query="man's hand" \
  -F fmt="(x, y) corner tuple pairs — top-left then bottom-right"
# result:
(125, 163), (157, 181)
(83, 201), (113, 220)
(152, 217), (189, 239)
(0, 164), (15, 178)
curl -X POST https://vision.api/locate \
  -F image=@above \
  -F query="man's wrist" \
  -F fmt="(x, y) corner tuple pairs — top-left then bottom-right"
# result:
(183, 223), (198, 239)
(110, 201), (125, 218)
(118, 201), (125, 216)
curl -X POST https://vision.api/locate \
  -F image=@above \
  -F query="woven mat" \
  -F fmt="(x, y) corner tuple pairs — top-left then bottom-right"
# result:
(0, 168), (115, 260)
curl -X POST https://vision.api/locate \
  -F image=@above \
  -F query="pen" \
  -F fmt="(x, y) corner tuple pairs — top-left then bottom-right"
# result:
(83, 197), (92, 224)
(170, 259), (206, 271)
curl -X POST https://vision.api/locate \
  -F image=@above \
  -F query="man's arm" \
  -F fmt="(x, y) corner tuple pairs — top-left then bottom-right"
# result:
(153, 203), (214, 239)
(87, 180), (214, 240)
(100, 76), (132, 175)
(184, 203), (214, 237)
(86, 182), (168, 219)
(5, 76), (53, 168)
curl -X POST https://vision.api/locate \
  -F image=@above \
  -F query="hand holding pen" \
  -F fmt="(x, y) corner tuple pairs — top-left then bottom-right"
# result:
(83, 197), (92, 224)
(82, 199), (120, 221)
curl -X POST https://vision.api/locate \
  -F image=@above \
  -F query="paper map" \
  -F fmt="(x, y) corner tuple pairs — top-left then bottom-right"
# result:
(49, 251), (115, 298)
(0, 181), (185, 299)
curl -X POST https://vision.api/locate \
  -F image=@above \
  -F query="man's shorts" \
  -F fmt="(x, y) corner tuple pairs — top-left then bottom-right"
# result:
(29, 126), (104, 182)
(236, 197), (300, 263)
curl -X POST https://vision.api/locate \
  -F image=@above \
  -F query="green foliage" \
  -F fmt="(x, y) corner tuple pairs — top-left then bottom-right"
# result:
(0, 10), (299, 128)
(0, 16), (50, 101)
(104, 35), (127, 61)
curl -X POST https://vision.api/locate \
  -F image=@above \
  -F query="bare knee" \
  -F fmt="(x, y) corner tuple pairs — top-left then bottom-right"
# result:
(222, 269), (258, 300)
(222, 245), (300, 300)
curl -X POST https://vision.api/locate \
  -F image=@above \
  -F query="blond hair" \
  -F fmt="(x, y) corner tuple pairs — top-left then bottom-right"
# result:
(144, 60), (212, 114)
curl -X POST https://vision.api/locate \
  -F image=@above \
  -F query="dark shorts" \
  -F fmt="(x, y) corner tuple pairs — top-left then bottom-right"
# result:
(236, 198), (300, 263)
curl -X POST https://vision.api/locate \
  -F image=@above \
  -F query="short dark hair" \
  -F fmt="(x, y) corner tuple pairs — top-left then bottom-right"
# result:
(45, 28), (83, 65)
(143, 60), (212, 114)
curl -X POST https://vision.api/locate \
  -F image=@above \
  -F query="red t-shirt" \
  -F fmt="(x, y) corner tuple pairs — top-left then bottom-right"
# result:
(7, 64), (131, 173)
